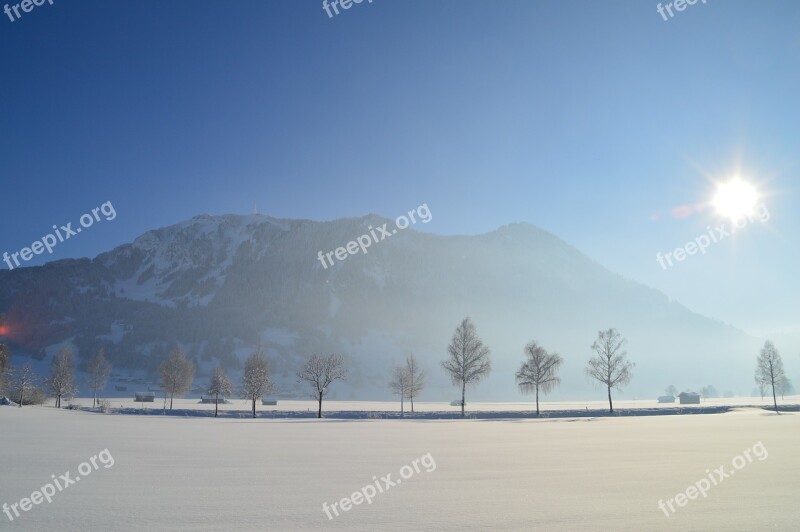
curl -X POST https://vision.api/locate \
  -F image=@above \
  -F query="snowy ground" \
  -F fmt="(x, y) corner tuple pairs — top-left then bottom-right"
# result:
(1, 402), (798, 531)
(56, 395), (798, 414)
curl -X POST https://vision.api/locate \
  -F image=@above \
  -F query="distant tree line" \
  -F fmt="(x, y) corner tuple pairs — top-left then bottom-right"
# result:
(0, 323), (794, 417)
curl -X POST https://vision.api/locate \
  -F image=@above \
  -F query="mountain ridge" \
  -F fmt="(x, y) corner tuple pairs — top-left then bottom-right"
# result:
(0, 213), (760, 400)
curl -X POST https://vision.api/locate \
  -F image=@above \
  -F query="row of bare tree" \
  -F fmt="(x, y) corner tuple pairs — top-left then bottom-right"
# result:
(0, 324), (790, 417)
(0, 342), (347, 418)
(437, 318), (634, 416)
(159, 347), (347, 418)
(0, 345), (112, 409)
(438, 318), (792, 416)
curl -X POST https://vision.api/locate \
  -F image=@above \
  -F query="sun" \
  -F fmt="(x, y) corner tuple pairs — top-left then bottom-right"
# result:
(711, 178), (760, 221)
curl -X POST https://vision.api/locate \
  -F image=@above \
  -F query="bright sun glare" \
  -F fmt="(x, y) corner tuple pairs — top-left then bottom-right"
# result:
(712, 178), (760, 220)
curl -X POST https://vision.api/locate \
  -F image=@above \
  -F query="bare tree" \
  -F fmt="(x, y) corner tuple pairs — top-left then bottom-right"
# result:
(45, 347), (78, 408)
(405, 353), (425, 413)
(0, 342), (10, 397)
(516, 341), (563, 415)
(10, 363), (38, 408)
(85, 348), (112, 408)
(207, 364), (233, 418)
(665, 385), (678, 397)
(296, 353), (346, 418)
(159, 347), (195, 410)
(701, 385), (719, 400)
(755, 340), (785, 414)
(389, 366), (410, 415)
(778, 376), (794, 399)
(442, 317), (492, 417)
(585, 328), (634, 413)
(241, 349), (274, 418)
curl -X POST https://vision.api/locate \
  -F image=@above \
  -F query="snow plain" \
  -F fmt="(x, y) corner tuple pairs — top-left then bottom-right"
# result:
(1, 401), (798, 531)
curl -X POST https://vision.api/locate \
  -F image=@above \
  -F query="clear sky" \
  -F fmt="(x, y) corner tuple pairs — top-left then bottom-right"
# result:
(1, 0), (798, 337)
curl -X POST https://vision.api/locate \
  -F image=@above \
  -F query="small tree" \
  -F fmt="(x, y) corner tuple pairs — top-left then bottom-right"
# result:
(389, 366), (410, 414)
(755, 340), (785, 414)
(665, 385), (678, 397)
(585, 328), (634, 413)
(10, 363), (38, 408)
(701, 385), (719, 400)
(516, 341), (563, 415)
(442, 317), (492, 417)
(0, 342), (10, 397)
(86, 348), (112, 408)
(159, 347), (195, 410)
(296, 353), (346, 418)
(45, 347), (78, 408)
(241, 349), (273, 418)
(405, 353), (425, 413)
(207, 365), (233, 417)
(778, 376), (794, 399)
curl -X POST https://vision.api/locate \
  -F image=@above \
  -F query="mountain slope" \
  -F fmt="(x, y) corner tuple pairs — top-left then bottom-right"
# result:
(0, 214), (760, 400)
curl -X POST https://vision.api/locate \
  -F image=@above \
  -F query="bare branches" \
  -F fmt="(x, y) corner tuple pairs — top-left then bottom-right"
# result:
(45, 347), (78, 408)
(10, 363), (39, 407)
(86, 348), (112, 408)
(755, 340), (785, 413)
(405, 353), (425, 413)
(159, 347), (195, 410)
(585, 328), (634, 413)
(388, 366), (410, 414)
(241, 348), (274, 418)
(516, 341), (563, 415)
(208, 364), (233, 417)
(296, 354), (346, 418)
(442, 317), (491, 416)
(0, 342), (10, 396)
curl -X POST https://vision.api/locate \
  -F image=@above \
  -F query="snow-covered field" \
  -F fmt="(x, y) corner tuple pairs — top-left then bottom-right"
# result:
(2, 403), (798, 531)
(54, 395), (797, 414)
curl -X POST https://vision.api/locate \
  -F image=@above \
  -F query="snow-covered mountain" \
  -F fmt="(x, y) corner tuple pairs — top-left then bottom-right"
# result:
(0, 214), (760, 400)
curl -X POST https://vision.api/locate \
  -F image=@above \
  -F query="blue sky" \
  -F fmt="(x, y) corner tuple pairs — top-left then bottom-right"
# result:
(1, 0), (799, 336)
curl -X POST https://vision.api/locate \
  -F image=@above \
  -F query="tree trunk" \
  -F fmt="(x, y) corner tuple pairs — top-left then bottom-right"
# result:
(252, 397), (256, 418)
(170, 392), (174, 410)
(607, 385), (613, 413)
(410, 394), (414, 413)
(535, 386), (540, 416)
(318, 393), (323, 419)
(461, 382), (466, 417)
(215, 393), (219, 417)
(771, 381), (779, 414)
(18, 390), (23, 408)
(401, 393), (404, 415)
